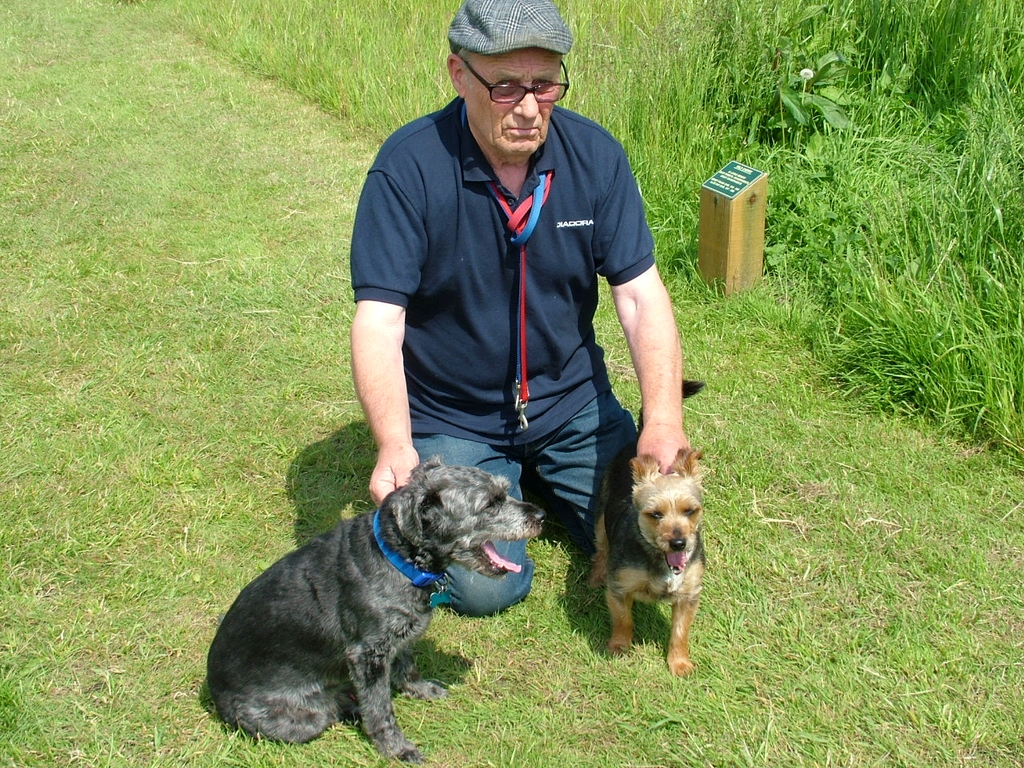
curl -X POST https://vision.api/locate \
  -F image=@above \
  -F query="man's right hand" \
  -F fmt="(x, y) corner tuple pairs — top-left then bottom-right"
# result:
(369, 443), (420, 506)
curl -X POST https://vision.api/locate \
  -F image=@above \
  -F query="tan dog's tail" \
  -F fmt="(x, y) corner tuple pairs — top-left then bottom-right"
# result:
(683, 380), (705, 399)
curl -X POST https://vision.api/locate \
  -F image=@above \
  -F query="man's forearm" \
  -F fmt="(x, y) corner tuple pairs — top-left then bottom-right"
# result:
(351, 301), (421, 503)
(351, 302), (412, 451)
(612, 267), (689, 467)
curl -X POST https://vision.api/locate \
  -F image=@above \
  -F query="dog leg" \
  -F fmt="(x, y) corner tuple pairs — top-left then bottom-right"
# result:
(606, 590), (635, 655)
(588, 515), (608, 588)
(326, 681), (360, 722)
(667, 597), (699, 676)
(392, 648), (447, 701)
(348, 646), (423, 763)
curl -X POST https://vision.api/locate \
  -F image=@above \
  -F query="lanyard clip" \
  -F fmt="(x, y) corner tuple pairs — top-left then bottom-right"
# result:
(515, 385), (529, 431)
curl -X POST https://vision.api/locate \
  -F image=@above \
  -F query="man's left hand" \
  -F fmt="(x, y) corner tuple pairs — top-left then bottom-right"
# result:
(637, 421), (691, 474)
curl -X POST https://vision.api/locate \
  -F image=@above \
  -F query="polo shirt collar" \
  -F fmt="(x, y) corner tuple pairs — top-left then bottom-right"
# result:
(455, 97), (556, 201)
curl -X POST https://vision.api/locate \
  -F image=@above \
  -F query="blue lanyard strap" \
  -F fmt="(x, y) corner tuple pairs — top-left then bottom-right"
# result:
(511, 171), (547, 245)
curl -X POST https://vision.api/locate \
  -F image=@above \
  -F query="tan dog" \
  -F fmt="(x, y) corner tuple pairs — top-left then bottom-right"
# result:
(590, 446), (705, 675)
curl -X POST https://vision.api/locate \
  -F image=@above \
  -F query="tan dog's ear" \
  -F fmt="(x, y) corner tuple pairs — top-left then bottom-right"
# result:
(670, 448), (702, 478)
(630, 455), (662, 485)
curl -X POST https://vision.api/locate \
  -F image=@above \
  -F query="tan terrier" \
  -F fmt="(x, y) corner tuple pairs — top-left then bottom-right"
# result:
(590, 446), (705, 676)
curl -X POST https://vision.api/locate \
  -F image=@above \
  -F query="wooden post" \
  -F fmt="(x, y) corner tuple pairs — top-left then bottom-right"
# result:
(697, 161), (767, 295)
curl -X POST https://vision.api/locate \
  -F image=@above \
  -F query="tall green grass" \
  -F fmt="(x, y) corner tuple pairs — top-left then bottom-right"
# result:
(170, 0), (1024, 458)
(848, 0), (1001, 112)
(176, 0), (455, 127)
(817, 74), (1024, 452)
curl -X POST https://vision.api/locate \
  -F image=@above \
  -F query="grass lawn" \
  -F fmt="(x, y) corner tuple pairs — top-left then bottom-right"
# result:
(2, 1), (1023, 766)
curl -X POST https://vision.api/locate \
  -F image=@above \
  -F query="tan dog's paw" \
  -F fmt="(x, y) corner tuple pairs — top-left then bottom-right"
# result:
(607, 637), (631, 656)
(668, 656), (695, 676)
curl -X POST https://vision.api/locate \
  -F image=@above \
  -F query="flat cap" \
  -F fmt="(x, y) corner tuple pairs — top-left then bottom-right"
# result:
(448, 0), (573, 56)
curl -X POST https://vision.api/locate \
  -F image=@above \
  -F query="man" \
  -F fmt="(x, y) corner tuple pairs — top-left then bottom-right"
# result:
(349, 0), (691, 616)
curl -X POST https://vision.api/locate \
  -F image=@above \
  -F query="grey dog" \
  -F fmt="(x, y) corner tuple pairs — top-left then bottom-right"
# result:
(206, 459), (544, 763)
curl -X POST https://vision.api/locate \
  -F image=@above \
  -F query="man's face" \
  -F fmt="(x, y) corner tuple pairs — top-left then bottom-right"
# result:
(448, 48), (563, 170)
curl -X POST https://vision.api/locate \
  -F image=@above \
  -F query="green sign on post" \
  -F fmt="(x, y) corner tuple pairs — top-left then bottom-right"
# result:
(701, 161), (767, 201)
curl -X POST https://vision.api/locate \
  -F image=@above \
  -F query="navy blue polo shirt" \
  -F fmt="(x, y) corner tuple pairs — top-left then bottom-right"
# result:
(350, 97), (655, 445)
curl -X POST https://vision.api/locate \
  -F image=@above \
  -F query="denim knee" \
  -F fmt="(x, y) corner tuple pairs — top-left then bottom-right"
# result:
(528, 391), (637, 554)
(444, 540), (535, 617)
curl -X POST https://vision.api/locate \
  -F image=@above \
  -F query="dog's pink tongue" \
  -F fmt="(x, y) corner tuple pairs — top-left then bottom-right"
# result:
(483, 541), (522, 573)
(666, 551), (687, 572)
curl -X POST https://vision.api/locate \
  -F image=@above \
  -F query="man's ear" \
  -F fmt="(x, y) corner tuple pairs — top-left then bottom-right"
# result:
(448, 53), (468, 98)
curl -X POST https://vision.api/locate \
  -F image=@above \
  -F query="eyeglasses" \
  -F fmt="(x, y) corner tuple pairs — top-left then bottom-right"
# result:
(460, 57), (570, 104)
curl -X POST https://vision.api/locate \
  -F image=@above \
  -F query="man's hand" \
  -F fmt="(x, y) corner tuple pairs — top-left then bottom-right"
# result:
(637, 421), (691, 475)
(368, 443), (420, 506)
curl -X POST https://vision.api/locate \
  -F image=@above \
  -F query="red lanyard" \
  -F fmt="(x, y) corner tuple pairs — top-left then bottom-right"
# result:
(487, 170), (553, 431)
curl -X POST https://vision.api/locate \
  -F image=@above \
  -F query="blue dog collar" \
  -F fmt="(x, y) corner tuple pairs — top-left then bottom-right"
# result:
(372, 510), (446, 589)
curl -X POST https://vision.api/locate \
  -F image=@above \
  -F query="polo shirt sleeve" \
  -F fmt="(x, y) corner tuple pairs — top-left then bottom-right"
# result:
(592, 144), (656, 286)
(350, 167), (427, 308)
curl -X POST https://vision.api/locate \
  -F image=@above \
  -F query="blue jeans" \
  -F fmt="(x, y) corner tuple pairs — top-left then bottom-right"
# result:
(413, 390), (637, 616)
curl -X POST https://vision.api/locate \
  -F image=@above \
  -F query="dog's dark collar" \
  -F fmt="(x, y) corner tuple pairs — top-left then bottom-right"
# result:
(372, 510), (446, 589)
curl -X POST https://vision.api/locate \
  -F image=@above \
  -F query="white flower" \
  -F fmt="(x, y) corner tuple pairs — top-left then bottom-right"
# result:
(799, 68), (815, 80)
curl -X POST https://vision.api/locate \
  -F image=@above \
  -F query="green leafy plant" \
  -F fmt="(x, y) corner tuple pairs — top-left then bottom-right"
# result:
(767, 7), (853, 148)
(777, 51), (852, 132)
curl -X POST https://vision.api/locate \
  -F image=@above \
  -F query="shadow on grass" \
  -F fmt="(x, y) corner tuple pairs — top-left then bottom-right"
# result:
(537, 514), (671, 659)
(286, 421), (378, 546)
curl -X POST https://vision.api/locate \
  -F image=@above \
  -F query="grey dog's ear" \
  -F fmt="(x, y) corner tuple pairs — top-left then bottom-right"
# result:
(395, 489), (445, 547)
(415, 490), (445, 536)
(418, 456), (444, 471)
(392, 459), (445, 544)
(389, 478), (425, 544)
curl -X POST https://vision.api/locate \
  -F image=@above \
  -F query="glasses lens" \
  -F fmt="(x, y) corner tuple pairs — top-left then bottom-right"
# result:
(533, 84), (565, 102)
(490, 84), (526, 103)
(490, 83), (566, 104)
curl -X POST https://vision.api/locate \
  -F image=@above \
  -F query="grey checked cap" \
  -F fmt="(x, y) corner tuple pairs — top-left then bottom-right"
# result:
(448, 0), (573, 56)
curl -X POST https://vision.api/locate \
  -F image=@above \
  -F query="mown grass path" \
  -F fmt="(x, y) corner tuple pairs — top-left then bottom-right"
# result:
(3, 0), (375, 762)
(3, 1), (1024, 766)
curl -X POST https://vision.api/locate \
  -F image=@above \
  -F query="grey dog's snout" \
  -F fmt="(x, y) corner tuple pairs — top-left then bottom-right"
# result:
(517, 499), (544, 522)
